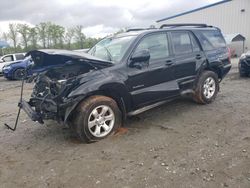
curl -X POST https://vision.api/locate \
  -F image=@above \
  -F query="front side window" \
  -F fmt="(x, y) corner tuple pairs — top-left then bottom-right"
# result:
(171, 32), (192, 55)
(134, 33), (169, 61)
(88, 35), (136, 63)
(2, 55), (14, 62)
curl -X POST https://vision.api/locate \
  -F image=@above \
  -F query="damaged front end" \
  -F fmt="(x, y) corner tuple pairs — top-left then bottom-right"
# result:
(5, 49), (113, 130)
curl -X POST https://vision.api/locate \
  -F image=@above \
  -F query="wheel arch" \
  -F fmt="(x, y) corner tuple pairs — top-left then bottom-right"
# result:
(64, 86), (131, 125)
(194, 60), (222, 89)
(12, 67), (26, 80)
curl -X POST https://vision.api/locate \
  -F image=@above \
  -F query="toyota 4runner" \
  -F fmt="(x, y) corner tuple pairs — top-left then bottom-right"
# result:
(11, 24), (231, 142)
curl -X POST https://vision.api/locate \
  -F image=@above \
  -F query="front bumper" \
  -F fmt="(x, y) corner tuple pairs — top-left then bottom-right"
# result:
(2, 68), (12, 79)
(240, 59), (250, 73)
(19, 100), (44, 124)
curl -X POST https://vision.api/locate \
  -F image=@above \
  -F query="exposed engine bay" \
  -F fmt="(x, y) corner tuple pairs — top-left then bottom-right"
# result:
(22, 49), (112, 122)
(29, 62), (96, 121)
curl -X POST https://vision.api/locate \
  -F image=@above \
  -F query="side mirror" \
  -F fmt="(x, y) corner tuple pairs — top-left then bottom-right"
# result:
(130, 50), (150, 68)
(0, 59), (4, 63)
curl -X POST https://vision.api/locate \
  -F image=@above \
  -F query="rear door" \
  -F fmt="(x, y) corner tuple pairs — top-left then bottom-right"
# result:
(170, 31), (205, 89)
(127, 32), (179, 108)
(194, 30), (230, 70)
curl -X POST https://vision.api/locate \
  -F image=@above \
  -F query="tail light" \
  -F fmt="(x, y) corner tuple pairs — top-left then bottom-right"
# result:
(227, 47), (231, 62)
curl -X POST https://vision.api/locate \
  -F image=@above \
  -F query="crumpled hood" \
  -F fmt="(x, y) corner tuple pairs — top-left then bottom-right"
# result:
(26, 49), (113, 71)
(245, 51), (250, 57)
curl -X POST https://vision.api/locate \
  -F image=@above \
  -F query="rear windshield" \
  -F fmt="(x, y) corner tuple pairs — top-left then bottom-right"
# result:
(196, 30), (226, 51)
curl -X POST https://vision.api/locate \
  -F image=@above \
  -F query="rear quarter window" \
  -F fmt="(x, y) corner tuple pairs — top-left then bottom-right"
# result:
(196, 30), (226, 51)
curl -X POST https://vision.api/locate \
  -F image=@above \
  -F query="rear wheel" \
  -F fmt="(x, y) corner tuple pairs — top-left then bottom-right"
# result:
(13, 68), (25, 80)
(193, 71), (219, 104)
(72, 95), (122, 143)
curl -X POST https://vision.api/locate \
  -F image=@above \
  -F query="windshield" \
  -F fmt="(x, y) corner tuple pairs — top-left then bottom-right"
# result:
(88, 35), (136, 63)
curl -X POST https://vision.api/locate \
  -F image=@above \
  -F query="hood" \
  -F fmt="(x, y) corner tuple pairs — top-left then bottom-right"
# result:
(26, 49), (113, 71)
(245, 51), (250, 57)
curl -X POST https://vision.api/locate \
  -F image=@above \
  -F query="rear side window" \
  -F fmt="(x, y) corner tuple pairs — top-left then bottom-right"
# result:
(196, 30), (226, 51)
(15, 54), (25, 60)
(134, 33), (169, 61)
(171, 32), (192, 55)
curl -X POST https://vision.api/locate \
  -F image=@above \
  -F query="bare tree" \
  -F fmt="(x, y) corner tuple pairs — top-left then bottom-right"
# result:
(74, 25), (86, 49)
(8, 23), (19, 52)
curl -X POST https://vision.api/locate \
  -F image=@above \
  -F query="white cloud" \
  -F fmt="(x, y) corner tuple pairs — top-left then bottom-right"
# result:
(0, 0), (221, 38)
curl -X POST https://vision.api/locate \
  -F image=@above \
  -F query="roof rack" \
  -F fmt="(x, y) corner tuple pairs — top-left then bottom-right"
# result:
(160, 23), (212, 29)
(126, 27), (156, 32)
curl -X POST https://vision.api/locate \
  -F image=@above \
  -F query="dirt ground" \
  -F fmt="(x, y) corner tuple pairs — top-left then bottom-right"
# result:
(0, 58), (249, 188)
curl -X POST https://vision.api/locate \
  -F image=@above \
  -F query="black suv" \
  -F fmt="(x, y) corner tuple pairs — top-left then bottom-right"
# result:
(17, 24), (231, 142)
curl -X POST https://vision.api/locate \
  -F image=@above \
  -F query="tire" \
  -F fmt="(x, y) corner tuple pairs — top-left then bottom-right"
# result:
(193, 71), (219, 104)
(13, 68), (25, 80)
(72, 95), (122, 143)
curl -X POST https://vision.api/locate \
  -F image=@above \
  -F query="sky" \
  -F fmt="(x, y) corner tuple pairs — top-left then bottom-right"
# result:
(0, 0), (220, 38)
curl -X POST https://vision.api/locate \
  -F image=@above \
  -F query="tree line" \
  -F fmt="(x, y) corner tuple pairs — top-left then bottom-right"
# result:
(0, 22), (102, 55)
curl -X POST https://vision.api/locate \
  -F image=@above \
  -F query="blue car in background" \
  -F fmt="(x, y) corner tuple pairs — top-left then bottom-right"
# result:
(2, 57), (33, 80)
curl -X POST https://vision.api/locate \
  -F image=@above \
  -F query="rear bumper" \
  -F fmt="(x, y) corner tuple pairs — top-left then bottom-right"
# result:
(19, 100), (44, 124)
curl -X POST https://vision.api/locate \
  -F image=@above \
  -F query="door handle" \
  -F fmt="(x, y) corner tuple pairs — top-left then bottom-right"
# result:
(196, 54), (202, 60)
(165, 60), (173, 66)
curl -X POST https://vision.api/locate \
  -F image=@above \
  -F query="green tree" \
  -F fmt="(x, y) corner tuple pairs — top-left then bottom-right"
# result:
(46, 23), (65, 48)
(17, 24), (31, 50)
(36, 22), (48, 48)
(65, 28), (75, 49)
(29, 27), (38, 49)
(74, 25), (86, 49)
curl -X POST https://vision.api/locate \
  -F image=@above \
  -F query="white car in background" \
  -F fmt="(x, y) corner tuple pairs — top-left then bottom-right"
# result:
(0, 53), (26, 74)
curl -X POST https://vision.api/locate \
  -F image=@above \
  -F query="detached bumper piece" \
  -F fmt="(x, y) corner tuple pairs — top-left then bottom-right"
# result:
(20, 100), (44, 124)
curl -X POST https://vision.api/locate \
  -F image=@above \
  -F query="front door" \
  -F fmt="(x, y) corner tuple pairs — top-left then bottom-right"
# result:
(127, 32), (179, 108)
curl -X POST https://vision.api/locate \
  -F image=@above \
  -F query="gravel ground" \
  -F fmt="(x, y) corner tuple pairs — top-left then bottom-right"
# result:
(0, 58), (250, 188)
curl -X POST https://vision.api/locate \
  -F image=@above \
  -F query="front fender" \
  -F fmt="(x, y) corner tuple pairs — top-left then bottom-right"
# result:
(64, 72), (131, 123)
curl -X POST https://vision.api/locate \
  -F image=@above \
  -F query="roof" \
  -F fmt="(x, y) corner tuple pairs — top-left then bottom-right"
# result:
(156, 0), (232, 23)
(223, 33), (246, 44)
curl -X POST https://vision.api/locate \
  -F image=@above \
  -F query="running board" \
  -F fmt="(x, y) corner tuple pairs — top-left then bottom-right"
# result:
(180, 89), (194, 96)
(127, 100), (170, 116)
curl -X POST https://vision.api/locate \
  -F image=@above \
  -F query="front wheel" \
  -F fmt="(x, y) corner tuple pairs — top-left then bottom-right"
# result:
(193, 71), (219, 104)
(13, 68), (25, 80)
(72, 95), (122, 143)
